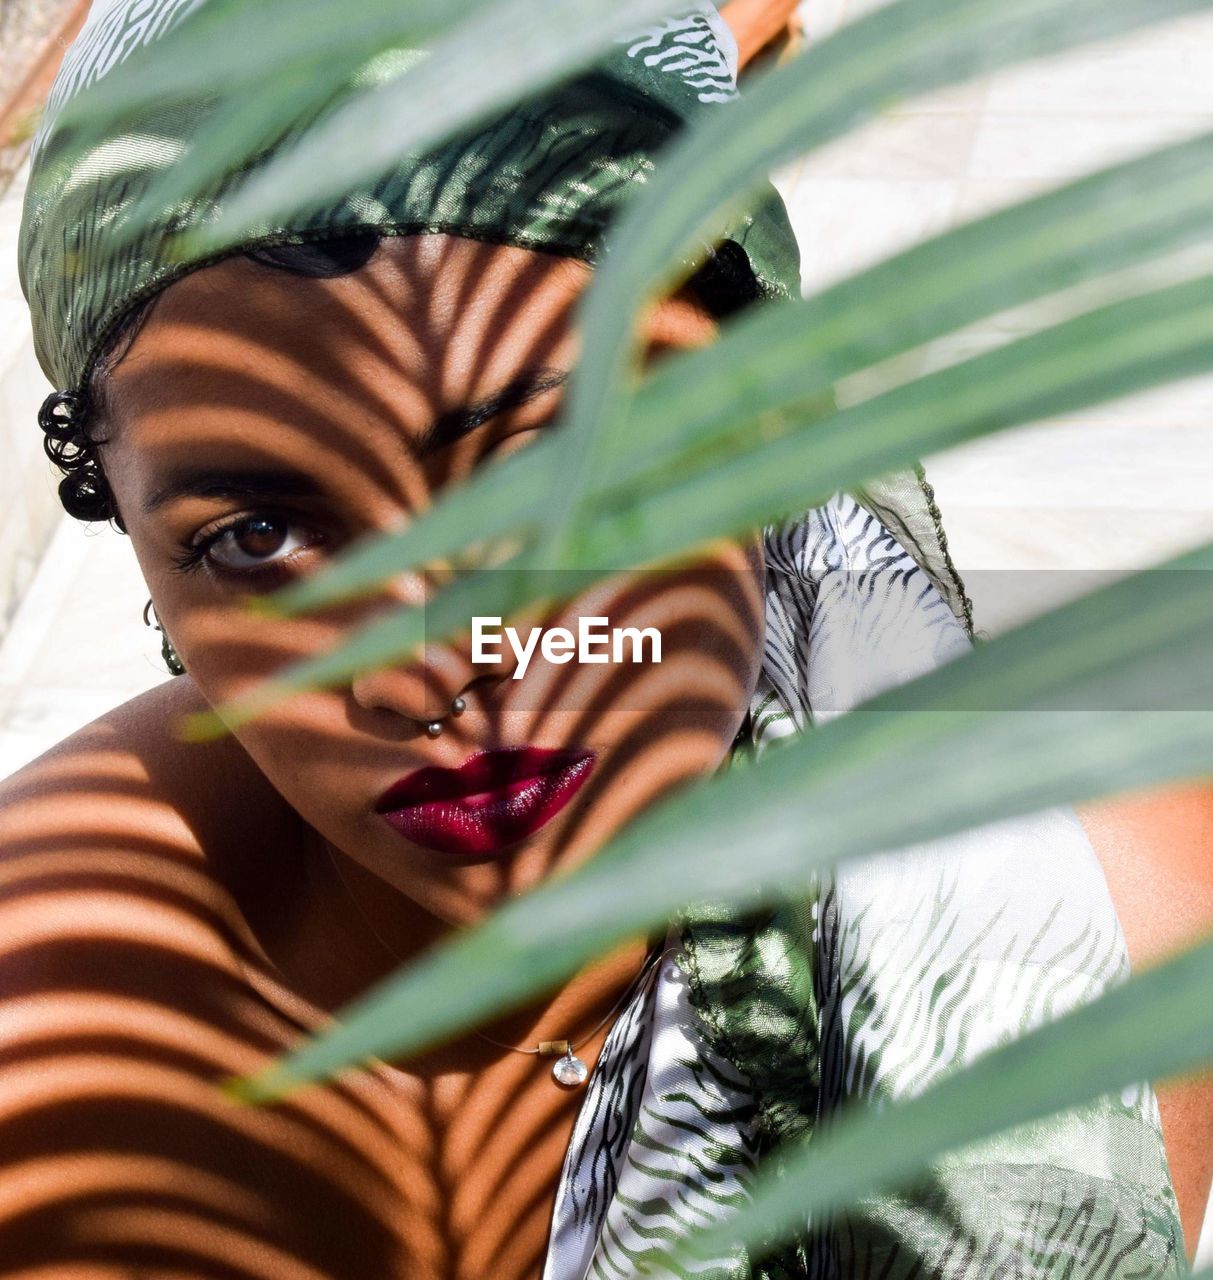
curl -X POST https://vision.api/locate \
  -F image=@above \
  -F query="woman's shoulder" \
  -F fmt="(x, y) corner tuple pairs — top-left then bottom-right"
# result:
(0, 672), (288, 833)
(0, 675), (300, 988)
(0, 680), (422, 1277)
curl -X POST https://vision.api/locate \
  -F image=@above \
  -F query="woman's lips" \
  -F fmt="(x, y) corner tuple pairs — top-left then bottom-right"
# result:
(374, 747), (596, 858)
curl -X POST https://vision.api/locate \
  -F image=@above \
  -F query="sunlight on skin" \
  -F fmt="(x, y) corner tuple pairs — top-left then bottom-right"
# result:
(0, 233), (764, 1279)
(0, 709), (437, 1276)
(1076, 781), (1213, 1258)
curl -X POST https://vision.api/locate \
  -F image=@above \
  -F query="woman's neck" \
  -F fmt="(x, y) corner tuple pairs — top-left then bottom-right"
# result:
(247, 818), (658, 1081)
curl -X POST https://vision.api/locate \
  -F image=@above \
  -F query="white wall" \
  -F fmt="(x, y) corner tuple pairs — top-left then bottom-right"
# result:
(0, 161), (64, 647)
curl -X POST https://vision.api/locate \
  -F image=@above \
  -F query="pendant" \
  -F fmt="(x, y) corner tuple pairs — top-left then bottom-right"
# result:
(551, 1050), (589, 1088)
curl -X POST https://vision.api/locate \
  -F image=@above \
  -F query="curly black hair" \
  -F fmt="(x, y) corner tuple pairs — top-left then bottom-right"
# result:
(41, 232), (766, 531)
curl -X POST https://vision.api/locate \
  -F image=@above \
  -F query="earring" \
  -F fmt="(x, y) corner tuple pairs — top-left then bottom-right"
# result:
(425, 695), (467, 738)
(143, 598), (186, 676)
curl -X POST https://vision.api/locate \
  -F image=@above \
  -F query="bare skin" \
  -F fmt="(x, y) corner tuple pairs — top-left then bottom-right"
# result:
(720, 0), (802, 67)
(0, 234), (766, 1280)
(1076, 783), (1213, 1256)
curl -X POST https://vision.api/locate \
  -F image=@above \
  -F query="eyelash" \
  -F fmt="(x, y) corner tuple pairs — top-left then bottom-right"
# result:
(171, 511), (323, 582)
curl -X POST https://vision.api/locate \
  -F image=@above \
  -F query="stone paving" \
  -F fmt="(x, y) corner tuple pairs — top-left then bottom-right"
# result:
(0, 0), (75, 102)
(0, 0), (81, 185)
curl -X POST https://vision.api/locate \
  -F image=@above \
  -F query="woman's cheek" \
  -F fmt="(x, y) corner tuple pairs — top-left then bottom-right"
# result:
(227, 704), (366, 832)
(179, 604), (345, 702)
(500, 547), (763, 745)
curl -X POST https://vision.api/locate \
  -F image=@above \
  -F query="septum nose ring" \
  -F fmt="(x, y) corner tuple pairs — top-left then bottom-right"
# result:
(425, 696), (467, 739)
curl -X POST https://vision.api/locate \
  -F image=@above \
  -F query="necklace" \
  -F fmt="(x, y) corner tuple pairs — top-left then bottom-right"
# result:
(320, 837), (664, 1088)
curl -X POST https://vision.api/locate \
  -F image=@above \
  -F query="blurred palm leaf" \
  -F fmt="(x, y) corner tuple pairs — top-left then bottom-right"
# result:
(188, 0), (701, 254)
(55, 0), (461, 122)
(70, 0), (1207, 262)
(66, 0), (687, 255)
(573, 272), (1213, 565)
(264, 125), (1213, 617)
(224, 534), (1213, 1102)
(83, 0), (1213, 741)
(186, 266), (1213, 738)
(541, 0), (1213, 564)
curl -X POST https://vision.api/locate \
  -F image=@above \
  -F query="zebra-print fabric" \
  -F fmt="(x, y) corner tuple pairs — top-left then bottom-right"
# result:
(543, 491), (1185, 1279)
(544, 944), (761, 1280)
(618, 9), (739, 104)
(544, 949), (663, 1272)
(32, 0), (204, 148)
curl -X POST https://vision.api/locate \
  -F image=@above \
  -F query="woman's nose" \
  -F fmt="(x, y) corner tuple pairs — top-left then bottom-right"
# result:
(346, 572), (521, 724)
(349, 640), (494, 725)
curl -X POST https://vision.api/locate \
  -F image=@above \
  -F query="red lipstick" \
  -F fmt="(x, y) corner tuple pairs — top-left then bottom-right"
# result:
(374, 746), (596, 858)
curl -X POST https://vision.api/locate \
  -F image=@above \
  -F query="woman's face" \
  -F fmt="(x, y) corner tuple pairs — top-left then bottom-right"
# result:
(98, 234), (765, 927)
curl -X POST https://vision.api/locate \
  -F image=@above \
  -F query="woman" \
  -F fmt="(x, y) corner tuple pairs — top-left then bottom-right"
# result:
(2, 1), (1210, 1276)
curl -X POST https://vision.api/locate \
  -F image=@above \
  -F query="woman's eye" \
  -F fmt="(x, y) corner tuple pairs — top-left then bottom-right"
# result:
(190, 514), (319, 575)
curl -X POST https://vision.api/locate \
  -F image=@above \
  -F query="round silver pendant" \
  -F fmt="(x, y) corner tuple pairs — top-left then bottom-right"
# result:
(551, 1051), (589, 1088)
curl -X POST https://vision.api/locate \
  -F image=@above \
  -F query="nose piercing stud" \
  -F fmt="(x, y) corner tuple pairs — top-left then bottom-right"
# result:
(425, 696), (468, 738)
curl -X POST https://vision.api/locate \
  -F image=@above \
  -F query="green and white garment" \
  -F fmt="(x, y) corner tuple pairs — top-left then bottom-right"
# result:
(543, 491), (1185, 1280)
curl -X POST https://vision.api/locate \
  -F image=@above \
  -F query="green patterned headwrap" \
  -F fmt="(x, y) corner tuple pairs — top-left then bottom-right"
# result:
(19, 0), (799, 400)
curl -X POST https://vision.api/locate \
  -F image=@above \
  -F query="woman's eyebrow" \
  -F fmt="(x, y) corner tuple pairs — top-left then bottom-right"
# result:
(141, 468), (324, 515)
(417, 366), (567, 457)
(141, 368), (570, 515)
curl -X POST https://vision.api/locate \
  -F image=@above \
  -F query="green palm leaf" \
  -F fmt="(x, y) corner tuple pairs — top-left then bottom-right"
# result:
(219, 536), (1213, 1101)
(599, 135), (1213, 492)
(185, 268), (1213, 740)
(572, 272), (1213, 567)
(55, 0), (465, 130)
(542, 0), (1213, 567)
(188, 0), (701, 256)
(264, 126), (1213, 617)
(63, 0), (685, 257)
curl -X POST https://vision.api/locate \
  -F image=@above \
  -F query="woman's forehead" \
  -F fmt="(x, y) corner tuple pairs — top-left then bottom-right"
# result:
(108, 232), (713, 430)
(100, 240), (587, 523)
(112, 235), (593, 412)
(99, 230), (713, 530)
(149, 235), (590, 347)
